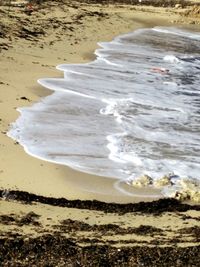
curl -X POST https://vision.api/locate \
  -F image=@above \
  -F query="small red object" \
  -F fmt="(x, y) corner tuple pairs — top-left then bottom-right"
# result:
(151, 67), (169, 74)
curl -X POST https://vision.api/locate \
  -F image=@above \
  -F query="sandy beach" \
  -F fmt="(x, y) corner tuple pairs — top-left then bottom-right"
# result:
(1, 0), (200, 202)
(0, 0), (200, 265)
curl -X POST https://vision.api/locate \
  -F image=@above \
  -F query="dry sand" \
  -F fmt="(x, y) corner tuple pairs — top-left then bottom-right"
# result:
(0, 1), (200, 265)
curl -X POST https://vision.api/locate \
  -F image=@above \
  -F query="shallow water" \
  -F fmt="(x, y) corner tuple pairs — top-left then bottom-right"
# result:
(8, 27), (200, 200)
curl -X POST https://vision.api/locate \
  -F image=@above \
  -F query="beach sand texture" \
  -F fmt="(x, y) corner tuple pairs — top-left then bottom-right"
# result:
(1, 0), (200, 202)
(0, 0), (182, 202)
(0, 0), (200, 265)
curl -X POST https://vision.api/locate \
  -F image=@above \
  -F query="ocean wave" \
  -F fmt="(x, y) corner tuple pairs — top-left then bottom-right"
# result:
(8, 27), (200, 201)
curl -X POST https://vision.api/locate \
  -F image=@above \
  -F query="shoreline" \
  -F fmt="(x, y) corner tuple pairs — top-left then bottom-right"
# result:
(1, 1), (200, 203)
(0, 1), (200, 265)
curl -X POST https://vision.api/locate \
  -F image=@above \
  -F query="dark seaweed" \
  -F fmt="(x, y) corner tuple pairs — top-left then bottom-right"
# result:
(1, 189), (199, 214)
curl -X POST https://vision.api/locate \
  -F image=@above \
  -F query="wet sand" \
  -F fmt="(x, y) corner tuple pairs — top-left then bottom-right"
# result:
(0, 0), (200, 265)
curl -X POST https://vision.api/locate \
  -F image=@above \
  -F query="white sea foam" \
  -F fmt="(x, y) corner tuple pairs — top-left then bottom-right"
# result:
(163, 55), (180, 63)
(8, 27), (200, 201)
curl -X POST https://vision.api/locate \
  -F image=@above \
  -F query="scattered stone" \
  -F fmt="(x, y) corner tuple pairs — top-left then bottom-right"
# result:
(154, 174), (174, 187)
(20, 96), (30, 101)
(175, 4), (182, 9)
(131, 174), (153, 187)
(164, 178), (200, 202)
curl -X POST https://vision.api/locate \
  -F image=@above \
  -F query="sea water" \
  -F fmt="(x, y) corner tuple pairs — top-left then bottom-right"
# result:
(8, 27), (200, 201)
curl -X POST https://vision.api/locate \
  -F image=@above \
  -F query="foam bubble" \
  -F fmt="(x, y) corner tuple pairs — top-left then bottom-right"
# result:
(163, 55), (180, 63)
